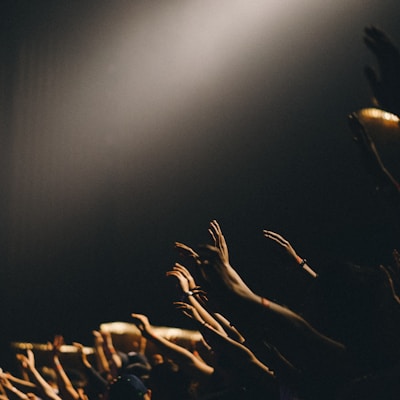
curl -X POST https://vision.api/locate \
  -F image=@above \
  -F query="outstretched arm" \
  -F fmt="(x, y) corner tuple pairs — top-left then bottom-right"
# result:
(208, 220), (230, 264)
(0, 372), (29, 400)
(175, 301), (272, 373)
(50, 336), (80, 400)
(212, 312), (245, 343)
(194, 245), (347, 375)
(166, 263), (226, 335)
(72, 343), (109, 396)
(101, 330), (122, 372)
(0, 372), (36, 392)
(92, 330), (113, 381)
(175, 302), (278, 397)
(131, 313), (213, 380)
(16, 351), (62, 400)
(263, 230), (318, 278)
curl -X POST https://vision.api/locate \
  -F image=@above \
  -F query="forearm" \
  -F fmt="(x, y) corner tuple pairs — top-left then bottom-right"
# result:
(187, 295), (226, 336)
(3, 385), (29, 400)
(146, 331), (213, 378)
(94, 344), (111, 375)
(213, 313), (245, 343)
(4, 376), (35, 390)
(219, 290), (346, 370)
(196, 318), (277, 392)
(102, 332), (123, 371)
(53, 355), (79, 400)
(245, 292), (343, 348)
(197, 319), (264, 367)
(28, 368), (62, 400)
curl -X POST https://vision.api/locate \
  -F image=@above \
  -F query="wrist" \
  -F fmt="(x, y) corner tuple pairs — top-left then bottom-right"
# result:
(260, 296), (270, 308)
(299, 258), (307, 267)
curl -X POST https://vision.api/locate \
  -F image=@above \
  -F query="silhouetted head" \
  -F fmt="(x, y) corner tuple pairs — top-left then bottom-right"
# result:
(107, 374), (151, 400)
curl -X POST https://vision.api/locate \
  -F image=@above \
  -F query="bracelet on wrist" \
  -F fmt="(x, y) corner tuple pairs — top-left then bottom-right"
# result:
(261, 297), (270, 308)
(299, 258), (307, 267)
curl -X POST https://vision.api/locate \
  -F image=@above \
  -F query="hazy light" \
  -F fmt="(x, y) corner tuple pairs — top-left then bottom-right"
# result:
(359, 107), (400, 123)
(12, 342), (94, 354)
(8, 0), (375, 254)
(100, 322), (201, 341)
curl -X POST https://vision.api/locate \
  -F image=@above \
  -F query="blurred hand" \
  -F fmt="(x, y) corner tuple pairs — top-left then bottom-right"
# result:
(364, 26), (400, 115)
(174, 301), (203, 323)
(131, 313), (154, 339)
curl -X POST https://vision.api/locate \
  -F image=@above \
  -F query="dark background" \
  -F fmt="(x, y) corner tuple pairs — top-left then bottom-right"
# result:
(1, 0), (400, 360)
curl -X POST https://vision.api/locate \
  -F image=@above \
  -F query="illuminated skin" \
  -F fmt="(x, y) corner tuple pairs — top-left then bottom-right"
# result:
(175, 301), (279, 398)
(0, 371), (36, 395)
(193, 244), (349, 378)
(167, 263), (227, 335)
(92, 330), (113, 381)
(50, 335), (82, 400)
(16, 350), (62, 400)
(0, 372), (31, 400)
(208, 220), (230, 264)
(131, 313), (214, 380)
(101, 330), (123, 371)
(150, 353), (164, 367)
(263, 230), (318, 278)
(176, 221), (348, 383)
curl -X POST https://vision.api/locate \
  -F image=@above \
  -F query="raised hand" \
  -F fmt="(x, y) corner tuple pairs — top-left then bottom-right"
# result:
(51, 335), (64, 355)
(72, 343), (92, 369)
(17, 350), (63, 400)
(172, 263), (197, 289)
(166, 264), (191, 293)
(0, 373), (29, 400)
(263, 230), (318, 278)
(174, 301), (203, 323)
(16, 349), (36, 371)
(364, 26), (400, 115)
(92, 330), (104, 345)
(195, 245), (255, 303)
(208, 220), (229, 264)
(263, 230), (301, 263)
(175, 242), (200, 260)
(131, 313), (155, 339)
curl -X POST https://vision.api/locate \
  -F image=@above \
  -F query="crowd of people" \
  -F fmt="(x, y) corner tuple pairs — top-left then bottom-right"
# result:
(2, 26), (400, 400)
